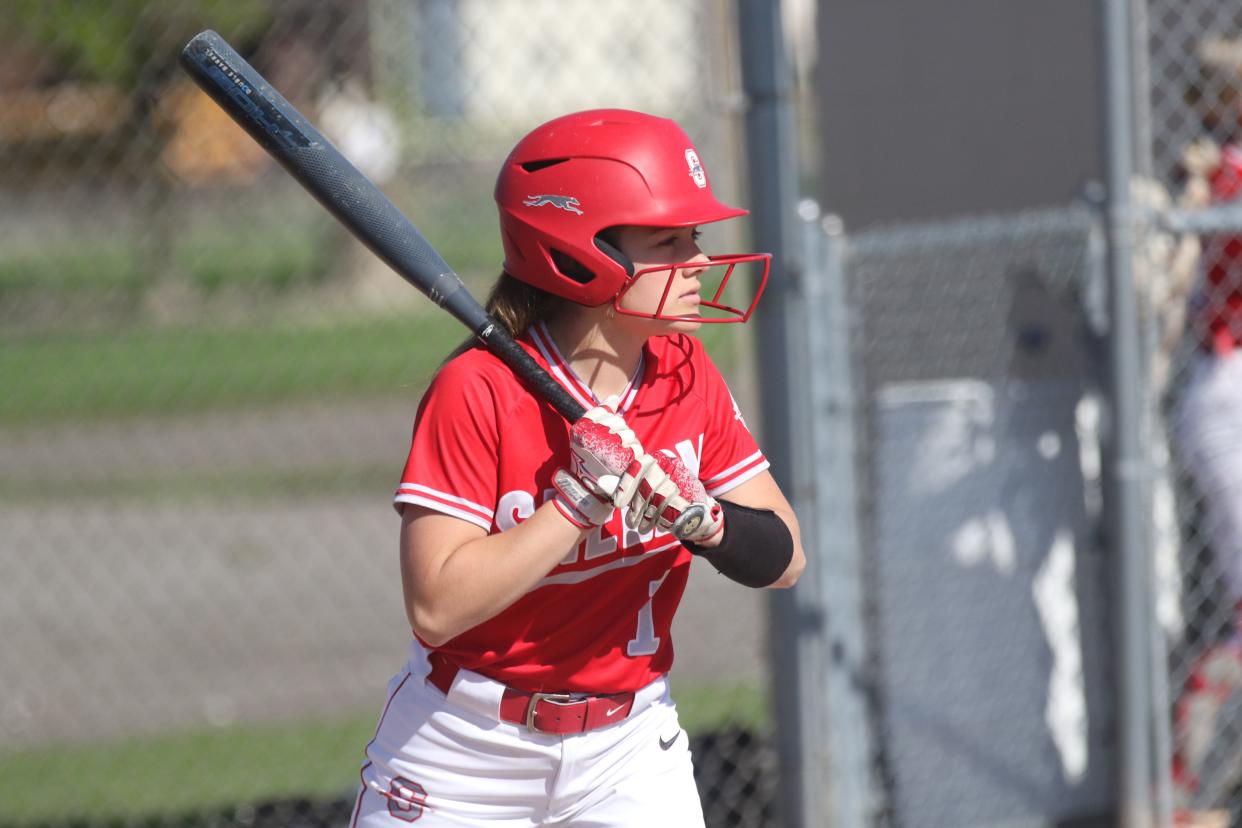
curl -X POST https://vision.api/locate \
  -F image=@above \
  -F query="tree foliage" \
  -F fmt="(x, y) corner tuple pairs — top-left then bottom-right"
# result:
(10, 0), (273, 85)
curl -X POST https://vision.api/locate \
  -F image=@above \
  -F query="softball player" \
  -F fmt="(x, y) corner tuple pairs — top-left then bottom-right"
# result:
(1172, 136), (1242, 811)
(349, 109), (805, 827)
(1171, 37), (1242, 813)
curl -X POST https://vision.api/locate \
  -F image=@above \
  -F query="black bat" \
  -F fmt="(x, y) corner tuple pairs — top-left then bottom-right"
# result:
(178, 30), (708, 536)
(178, 29), (585, 421)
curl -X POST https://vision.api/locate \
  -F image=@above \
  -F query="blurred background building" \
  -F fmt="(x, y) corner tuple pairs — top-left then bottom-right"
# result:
(816, 0), (1103, 226)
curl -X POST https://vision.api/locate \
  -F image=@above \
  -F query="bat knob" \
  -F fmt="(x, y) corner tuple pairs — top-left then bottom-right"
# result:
(671, 504), (706, 539)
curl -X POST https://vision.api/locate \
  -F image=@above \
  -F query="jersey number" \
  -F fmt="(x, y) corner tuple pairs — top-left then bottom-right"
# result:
(627, 574), (668, 657)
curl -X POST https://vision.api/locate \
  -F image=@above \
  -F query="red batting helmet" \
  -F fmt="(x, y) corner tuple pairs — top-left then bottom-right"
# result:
(494, 109), (768, 319)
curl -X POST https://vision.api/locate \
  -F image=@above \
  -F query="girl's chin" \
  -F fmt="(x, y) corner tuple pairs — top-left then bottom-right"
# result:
(612, 310), (703, 335)
(666, 317), (703, 333)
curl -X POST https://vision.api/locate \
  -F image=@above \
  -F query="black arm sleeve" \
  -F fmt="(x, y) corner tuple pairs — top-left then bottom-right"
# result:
(683, 500), (794, 588)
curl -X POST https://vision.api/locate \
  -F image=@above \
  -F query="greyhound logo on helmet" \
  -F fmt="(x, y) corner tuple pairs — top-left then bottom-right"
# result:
(523, 194), (583, 215)
(684, 149), (707, 188)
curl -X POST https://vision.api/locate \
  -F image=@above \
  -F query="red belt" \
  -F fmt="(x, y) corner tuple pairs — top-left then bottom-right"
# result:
(426, 652), (636, 735)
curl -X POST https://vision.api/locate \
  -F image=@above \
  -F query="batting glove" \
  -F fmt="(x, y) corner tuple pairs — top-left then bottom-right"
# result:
(550, 406), (643, 529)
(614, 452), (724, 542)
(647, 453), (726, 543)
(551, 468), (615, 529)
(616, 452), (682, 534)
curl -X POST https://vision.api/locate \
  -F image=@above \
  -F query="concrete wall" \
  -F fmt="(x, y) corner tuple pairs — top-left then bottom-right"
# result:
(815, 1), (1103, 228)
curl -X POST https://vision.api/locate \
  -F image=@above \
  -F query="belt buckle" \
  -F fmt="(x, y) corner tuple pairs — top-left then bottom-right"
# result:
(525, 691), (576, 733)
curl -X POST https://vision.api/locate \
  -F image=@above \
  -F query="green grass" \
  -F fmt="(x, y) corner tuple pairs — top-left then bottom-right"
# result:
(0, 711), (377, 824)
(2, 313), (739, 427)
(0, 182), (498, 307)
(0, 239), (142, 295)
(0, 313), (464, 425)
(0, 682), (765, 825)
(0, 463), (398, 504)
(173, 218), (335, 295)
(0, 208), (333, 301)
(674, 680), (768, 734)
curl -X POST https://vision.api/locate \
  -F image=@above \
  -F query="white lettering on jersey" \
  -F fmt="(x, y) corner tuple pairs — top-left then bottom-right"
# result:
(728, 392), (748, 427)
(496, 490), (535, 531)
(627, 573), (669, 656)
(585, 525), (618, 560)
(661, 435), (704, 477)
(622, 523), (656, 549)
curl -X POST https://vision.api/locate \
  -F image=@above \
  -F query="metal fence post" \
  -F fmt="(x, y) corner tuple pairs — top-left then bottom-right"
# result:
(796, 202), (873, 828)
(1101, 0), (1155, 824)
(735, 0), (815, 825)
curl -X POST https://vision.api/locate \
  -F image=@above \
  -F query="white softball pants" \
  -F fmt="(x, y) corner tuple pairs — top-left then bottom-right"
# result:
(1173, 350), (1242, 604)
(349, 644), (705, 827)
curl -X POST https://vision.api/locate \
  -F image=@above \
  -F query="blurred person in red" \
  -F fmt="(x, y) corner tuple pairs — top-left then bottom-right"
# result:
(1170, 35), (1242, 824)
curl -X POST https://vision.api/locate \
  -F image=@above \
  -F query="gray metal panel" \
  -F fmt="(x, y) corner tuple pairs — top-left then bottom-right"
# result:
(872, 380), (1114, 827)
(850, 208), (1116, 826)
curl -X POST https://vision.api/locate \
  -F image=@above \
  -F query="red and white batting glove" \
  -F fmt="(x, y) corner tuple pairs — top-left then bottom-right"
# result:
(616, 452), (681, 534)
(648, 453), (725, 544)
(551, 468), (614, 528)
(615, 453), (724, 542)
(551, 406), (643, 529)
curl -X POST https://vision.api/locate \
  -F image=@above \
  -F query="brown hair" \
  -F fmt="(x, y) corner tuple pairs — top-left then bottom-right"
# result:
(445, 272), (569, 361)
(485, 271), (568, 336)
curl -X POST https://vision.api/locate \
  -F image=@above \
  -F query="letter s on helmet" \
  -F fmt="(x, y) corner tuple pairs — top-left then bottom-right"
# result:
(494, 109), (769, 320)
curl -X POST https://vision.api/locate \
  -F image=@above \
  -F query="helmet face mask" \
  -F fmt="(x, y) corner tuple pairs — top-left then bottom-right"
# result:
(614, 254), (771, 323)
(494, 109), (768, 320)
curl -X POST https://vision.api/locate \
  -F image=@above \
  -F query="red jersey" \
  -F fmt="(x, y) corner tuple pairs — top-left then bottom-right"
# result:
(394, 322), (768, 693)
(1200, 143), (1242, 353)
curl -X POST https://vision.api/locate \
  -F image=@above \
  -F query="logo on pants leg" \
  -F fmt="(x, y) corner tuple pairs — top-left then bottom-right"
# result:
(385, 777), (428, 822)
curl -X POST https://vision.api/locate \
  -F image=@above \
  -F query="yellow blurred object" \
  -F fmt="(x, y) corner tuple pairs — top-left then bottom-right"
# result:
(158, 80), (270, 186)
(0, 84), (128, 142)
(1173, 809), (1229, 828)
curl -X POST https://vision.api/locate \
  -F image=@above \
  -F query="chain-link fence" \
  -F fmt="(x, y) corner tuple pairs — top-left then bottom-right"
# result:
(788, 2), (1242, 824)
(0, 2), (778, 826)
(1143, 1), (1242, 824)
(838, 207), (1118, 828)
